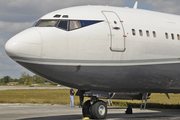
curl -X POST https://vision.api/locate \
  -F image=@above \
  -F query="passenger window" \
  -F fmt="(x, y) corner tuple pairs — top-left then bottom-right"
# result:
(132, 29), (136, 36)
(171, 33), (174, 40)
(69, 21), (81, 30)
(153, 31), (156, 38)
(146, 30), (150, 37)
(177, 34), (180, 40)
(36, 20), (58, 27)
(139, 30), (143, 36)
(58, 20), (69, 30)
(165, 33), (169, 39)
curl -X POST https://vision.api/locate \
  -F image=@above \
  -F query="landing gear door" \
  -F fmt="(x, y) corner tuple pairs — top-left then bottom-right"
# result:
(102, 11), (126, 52)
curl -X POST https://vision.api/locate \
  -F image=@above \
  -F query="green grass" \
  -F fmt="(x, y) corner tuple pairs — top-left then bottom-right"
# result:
(0, 89), (180, 109)
(107, 93), (180, 109)
(9, 85), (58, 87)
(0, 89), (89, 105)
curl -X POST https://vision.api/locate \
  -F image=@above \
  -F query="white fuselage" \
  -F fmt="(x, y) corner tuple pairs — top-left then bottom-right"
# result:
(5, 6), (180, 92)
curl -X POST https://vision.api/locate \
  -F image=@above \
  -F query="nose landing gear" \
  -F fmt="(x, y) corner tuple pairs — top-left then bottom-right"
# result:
(82, 99), (107, 119)
(82, 100), (92, 118)
(91, 100), (107, 119)
(77, 90), (109, 119)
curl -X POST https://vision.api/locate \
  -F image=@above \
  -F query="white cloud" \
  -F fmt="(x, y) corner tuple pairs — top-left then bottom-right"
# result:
(0, 62), (21, 70)
(147, 0), (180, 14)
(0, 52), (3, 58)
(0, 72), (3, 77)
(0, 21), (33, 35)
(0, 38), (5, 47)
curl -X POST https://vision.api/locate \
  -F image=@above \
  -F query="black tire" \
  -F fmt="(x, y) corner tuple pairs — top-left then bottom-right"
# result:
(91, 101), (107, 119)
(82, 100), (92, 118)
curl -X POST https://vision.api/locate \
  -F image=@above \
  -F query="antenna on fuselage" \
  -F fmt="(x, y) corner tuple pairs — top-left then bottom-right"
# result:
(133, 1), (138, 9)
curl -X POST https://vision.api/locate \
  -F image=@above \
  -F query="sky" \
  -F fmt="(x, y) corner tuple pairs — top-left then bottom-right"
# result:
(1, 0), (180, 79)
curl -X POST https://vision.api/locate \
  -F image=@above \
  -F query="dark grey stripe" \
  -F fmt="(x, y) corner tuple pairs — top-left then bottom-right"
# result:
(10, 56), (180, 65)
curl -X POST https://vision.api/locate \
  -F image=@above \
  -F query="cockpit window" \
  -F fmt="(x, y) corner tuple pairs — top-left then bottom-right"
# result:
(36, 20), (58, 27)
(58, 20), (69, 30)
(54, 15), (61, 18)
(32, 20), (39, 27)
(57, 20), (81, 31)
(69, 21), (81, 30)
(34, 19), (103, 31)
(62, 15), (69, 18)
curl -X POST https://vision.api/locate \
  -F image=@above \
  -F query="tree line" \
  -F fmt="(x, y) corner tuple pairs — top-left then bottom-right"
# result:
(0, 72), (57, 85)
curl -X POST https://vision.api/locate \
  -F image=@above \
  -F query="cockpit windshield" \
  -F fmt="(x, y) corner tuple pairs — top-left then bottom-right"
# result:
(57, 20), (82, 31)
(34, 19), (103, 31)
(36, 20), (58, 27)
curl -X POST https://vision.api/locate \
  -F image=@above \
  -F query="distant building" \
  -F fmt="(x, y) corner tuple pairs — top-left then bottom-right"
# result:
(7, 82), (19, 86)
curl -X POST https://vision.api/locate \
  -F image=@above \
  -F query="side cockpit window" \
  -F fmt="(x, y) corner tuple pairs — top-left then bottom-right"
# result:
(36, 20), (58, 27)
(58, 20), (69, 30)
(69, 21), (81, 30)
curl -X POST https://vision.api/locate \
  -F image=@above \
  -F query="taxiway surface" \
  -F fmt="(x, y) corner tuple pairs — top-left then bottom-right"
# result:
(0, 104), (180, 120)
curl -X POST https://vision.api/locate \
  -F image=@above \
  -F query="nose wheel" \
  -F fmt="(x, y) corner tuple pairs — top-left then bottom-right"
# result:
(82, 100), (107, 119)
(82, 100), (92, 119)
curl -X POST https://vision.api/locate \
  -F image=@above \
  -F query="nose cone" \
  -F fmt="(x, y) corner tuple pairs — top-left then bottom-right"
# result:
(5, 28), (42, 61)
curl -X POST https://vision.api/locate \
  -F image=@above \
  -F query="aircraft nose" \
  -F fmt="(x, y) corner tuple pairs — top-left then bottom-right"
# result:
(5, 28), (42, 60)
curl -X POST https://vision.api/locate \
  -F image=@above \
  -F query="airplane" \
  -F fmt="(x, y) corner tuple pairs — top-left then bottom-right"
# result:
(5, 1), (180, 119)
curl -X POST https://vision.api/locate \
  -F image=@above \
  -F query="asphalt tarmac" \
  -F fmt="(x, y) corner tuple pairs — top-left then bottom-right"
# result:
(0, 104), (180, 120)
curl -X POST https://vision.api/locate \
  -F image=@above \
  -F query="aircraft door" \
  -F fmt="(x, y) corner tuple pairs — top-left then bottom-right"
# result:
(102, 11), (126, 52)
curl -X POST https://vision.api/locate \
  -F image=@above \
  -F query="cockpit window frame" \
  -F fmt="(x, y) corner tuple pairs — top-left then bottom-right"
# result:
(34, 19), (103, 31)
(69, 20), (82, 31)
(57, 20), (82, 31)
(35, 19), (59, 27)
(57, 20), (69, 31)
(32, 20), (39, 27)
